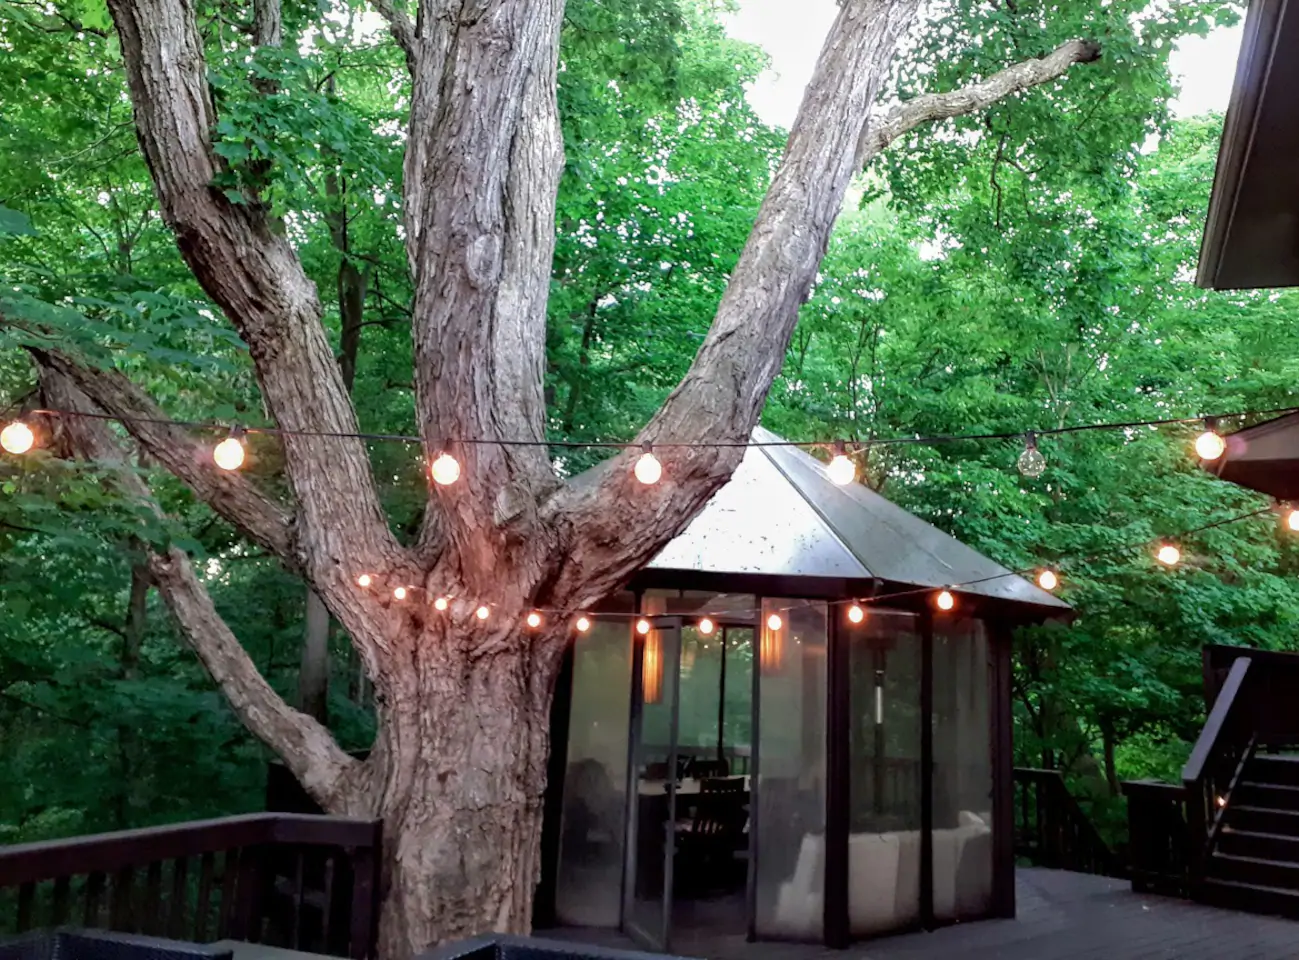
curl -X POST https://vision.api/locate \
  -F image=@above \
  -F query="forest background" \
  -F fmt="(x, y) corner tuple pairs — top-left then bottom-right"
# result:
(1, 0), (1294, 848)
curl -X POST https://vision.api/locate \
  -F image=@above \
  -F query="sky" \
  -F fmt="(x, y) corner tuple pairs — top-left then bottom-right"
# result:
(724, 1), (1244, 130)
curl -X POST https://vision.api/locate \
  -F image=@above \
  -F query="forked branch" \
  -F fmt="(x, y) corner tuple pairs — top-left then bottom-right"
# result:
(38, 365), (358, 810)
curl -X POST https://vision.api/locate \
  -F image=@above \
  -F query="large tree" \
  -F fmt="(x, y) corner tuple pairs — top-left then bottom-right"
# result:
(5, 0), (1108, 952)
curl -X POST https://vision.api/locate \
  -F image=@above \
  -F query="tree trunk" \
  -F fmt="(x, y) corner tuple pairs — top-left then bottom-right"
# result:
(115, 559), (150, 827)
(364, 625), (563, 956)
(1101, 724), (1120, 797)
(299, 589), (330, 723)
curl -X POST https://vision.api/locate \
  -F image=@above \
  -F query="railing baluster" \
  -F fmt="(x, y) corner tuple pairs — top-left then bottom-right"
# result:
(84, 871), (106, 927)
(196, 851), (216, 941)
(169, 856), (189, 940)
(52, 875), (70, 926)
(16, 881), (35, 932)
(142, 860), (163, 935)
(110, 866), (135, 931)
(321, 854), (336, 953)
(218, 847), (240, 939)
(290, 847), (306, 949)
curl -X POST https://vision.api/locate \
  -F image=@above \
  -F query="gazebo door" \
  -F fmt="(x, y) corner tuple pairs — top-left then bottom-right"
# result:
(624, 616), (684, 951)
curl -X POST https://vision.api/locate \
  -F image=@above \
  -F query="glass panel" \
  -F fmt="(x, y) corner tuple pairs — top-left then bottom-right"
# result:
(627, 620), (681, 948)
(722, 628), (754, 776)
(847, 610), (922, 935)
(754, 599), (827, 940)
(931, 618), (993, 922)
(556, 619), (632, 927)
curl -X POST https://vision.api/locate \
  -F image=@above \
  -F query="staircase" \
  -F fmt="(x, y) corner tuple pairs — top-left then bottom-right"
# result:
(1205, 754), (1299, 914)
(1125, 646), (1299, 919)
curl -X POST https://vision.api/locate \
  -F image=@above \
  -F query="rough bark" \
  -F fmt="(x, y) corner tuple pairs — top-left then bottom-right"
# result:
(299, 589), (331, 722)
(74, 0), (1106, 950)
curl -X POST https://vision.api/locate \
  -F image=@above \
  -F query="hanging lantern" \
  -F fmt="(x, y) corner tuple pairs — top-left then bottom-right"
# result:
(642, 625), (662, 705)
(760, 607), (785, 674)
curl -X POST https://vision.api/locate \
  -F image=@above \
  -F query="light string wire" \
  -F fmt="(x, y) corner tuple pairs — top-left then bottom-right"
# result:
(9, 402), (1299, 452)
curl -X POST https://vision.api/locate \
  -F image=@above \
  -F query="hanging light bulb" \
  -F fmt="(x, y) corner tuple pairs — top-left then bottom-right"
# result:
(1194, 417), (1226, 462)
(1, 420), (35, 455)
(213, 427), (246, 471)
(1037, 569), (1059, 592)
(1156, 544), (1181, 567)
(392, 586), (408, 601)
(633, 442), (662, 485)
(697, 617), (715, 635)
(430, 448), (461, 486)
(356, 574), (373, 588)
(847, 603), (865, 624)
(475, 605), (490, 621)
(766, 613), (782, 631)
(636, 617), (652, 635)
(575, 615), (592, 633)
(526, 611), (542, 628)
(433, 596), (449, 611)
(826, 441), (856, 486)
(935, 589), (956, 611)
(1016, 431), (1046, 479)
(1284, 504), (1299, 533)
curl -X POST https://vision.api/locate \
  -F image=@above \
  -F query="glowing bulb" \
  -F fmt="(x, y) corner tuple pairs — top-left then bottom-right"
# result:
(634, 444), (662, 485)
(698, 617), (715, 636)
(430, 451), (461, 486)
(433, 596), (449, 611)
(392, 586), (407, 601)
(1037, 569), (1059, 591)
(475, 605), (490, 621)
(1287, 508), (1299, 533)
(1195, 418), (1226, 461)
(356, 574), (373, 588)
(575, 615), (591, 633)
(847, 604), (865, 624)
(1216, 795), (1227, 809)
(1, 420), (35, 455)
(826, 442), (855, 486)
(766, 613), (782, 631)
(1156, 544), (1181, 567)
(213, 435), (246, 471)
(1017, 432), (1046, 479)
(527, 611), (542, 628)
(936, 589), (956, 611)
(636, 618), (652, 635)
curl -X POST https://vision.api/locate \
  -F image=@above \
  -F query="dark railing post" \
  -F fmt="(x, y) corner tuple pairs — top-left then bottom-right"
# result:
(348, 821), (383, 960)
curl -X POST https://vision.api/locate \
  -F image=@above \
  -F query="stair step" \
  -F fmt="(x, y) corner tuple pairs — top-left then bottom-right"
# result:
(1201, 877), (1299, 919)
(1209, 852), (1299, 888)
(1218, 828), (1299, 860)
(1248, 755), (1299, 787)
(1235, 782), (1299, 808)
(1227, 805), (1299, 835)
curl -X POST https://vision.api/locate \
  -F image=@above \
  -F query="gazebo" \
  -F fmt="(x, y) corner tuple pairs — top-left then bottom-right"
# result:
(537, 428), (1067, 950)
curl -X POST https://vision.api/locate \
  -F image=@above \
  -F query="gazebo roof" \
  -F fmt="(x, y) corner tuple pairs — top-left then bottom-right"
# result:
(1207, 410), (1299, 499)
(641, 426), (1068, 615)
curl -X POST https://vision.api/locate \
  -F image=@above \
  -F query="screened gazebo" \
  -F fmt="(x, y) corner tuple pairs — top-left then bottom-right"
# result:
(536, 428), (1067, 951)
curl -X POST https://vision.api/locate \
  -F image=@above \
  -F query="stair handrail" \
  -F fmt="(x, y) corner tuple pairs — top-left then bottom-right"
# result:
(1182, 655), (1257, 875)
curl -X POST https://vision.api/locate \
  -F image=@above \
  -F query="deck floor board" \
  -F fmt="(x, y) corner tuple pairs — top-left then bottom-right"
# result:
(546, 869), (1299, 960)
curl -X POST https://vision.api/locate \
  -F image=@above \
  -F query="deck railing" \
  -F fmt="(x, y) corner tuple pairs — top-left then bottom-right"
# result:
(1122, 780), (1191, 896)
(0, 814), (382, 959)
(1012, 768), (1125, 878)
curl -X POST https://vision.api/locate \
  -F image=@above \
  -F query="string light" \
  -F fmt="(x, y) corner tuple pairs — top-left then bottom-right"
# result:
(826, 441), (856, 486)
(636, 617), (652, 635)
(475, 605), (490, 621)
(1285, 505), (1299, 533)
(847, 603), (865, 623)
(935, 589), (956, 611)
(633, 442), (662, 485)
(527, 611), (542, 628)
(1017, 432), (1046, 479)
(356, 574), (373, 588)
(575, 615), (592, 633)
(433, 596), (449, 611)
(1194, 417), (1226, 462)
(1156, 544), (1181, 567)
(212, 427), (246, 471)
(392, 586), (407, 601)
(430, 450), (461, 486)
(766, 613), (782, 631)
(698, 617), (715, 635)
(1, 420), (35, 455)
(1037, 569), (1059, 591)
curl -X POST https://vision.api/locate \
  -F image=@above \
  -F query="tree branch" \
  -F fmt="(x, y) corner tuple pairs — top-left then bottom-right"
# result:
(547, 0), (924, 605)
(37, 365), (359, 810)
(370, 0), (415, 67)
(30, 345), (299, 569)
(105, 0), (400, 585)
(855, 39), (1102, 168)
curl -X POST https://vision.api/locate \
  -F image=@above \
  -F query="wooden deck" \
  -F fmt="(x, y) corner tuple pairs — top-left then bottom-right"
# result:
(549, 868), (1299, 960)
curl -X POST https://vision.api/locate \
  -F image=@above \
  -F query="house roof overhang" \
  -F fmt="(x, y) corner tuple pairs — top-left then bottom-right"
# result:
(1205, 410), (1299, 500)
